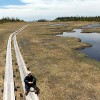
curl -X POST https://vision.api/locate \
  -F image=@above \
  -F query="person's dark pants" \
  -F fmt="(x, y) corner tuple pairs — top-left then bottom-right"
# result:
(25, 84), (40, 95)
(25, 84), (35, 91)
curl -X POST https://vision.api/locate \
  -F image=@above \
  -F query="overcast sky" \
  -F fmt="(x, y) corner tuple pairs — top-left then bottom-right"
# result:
(0, 0), (100, 21)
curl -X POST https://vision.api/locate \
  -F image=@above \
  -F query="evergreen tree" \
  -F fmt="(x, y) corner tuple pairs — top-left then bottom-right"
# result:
(54, 16), (100, 22)
(0, 17), (24, 23)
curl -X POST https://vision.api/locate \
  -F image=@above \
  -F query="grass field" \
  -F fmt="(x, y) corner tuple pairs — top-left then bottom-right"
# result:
(0, 21), (100, 100)
(17, 21), (100, 100)
(82, 28), (100, 33)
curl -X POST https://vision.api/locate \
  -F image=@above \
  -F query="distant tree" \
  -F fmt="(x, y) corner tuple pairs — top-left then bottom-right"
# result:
(54, 16), (100, 22)
(0, 17), (24, 24)
(37, 19), (48, 22)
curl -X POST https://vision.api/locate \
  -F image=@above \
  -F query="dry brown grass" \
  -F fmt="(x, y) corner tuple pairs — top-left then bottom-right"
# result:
(82, 28), (100, 33)
(0, 21), (100, 100)
(16, 22), (100, 100)
(12, 45), (25, 100)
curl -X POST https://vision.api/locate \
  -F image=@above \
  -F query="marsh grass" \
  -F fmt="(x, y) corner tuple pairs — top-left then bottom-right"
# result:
(12, 44), (25, 100)
(16, 22), (100, 100)
(82, 28), (100, 33)
(0, 21), (100, 100)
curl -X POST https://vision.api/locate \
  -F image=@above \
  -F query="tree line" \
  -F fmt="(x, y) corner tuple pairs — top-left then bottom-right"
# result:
(0, 17), (24, 23)
(54, 16), (100, 22)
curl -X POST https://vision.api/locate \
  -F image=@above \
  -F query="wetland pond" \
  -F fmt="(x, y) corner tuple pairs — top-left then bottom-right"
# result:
(57, 29), (100, 61)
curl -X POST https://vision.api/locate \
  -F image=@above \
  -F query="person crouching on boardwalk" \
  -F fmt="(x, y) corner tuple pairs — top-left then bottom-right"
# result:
(24, 71), (40, 96)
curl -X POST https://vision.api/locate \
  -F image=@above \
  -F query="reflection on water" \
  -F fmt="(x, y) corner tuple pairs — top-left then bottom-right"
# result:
(57, 29), (100, 61)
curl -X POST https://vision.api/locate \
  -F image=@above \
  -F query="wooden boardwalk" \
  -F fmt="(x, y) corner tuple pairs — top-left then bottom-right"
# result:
(3, 25), (39, 100)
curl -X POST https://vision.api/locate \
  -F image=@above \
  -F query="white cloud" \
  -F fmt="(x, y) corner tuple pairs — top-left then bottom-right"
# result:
(0, 0), (100, 21)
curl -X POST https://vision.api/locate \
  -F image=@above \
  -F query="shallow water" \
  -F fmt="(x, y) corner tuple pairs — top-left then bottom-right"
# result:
(57, 29), (100, 61)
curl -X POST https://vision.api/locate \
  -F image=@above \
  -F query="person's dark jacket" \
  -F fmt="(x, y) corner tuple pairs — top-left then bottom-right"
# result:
(24, 75), (36, 87)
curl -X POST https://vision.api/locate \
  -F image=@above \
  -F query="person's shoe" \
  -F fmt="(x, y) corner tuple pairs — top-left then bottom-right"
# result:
(34, 88), (40, 96)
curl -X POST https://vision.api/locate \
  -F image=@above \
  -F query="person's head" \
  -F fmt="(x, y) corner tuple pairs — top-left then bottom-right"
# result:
(27, 71), (32, 77)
